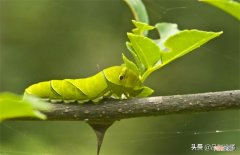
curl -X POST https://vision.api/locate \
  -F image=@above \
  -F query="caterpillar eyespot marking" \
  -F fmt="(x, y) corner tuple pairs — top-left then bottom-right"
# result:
(119, 75), (124, 81)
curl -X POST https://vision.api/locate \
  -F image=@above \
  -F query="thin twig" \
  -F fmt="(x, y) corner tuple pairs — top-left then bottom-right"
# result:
(38, 90), (240, 123)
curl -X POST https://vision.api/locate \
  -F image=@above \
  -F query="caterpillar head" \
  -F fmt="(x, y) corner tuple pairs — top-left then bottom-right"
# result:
(103, 66), (142, 89)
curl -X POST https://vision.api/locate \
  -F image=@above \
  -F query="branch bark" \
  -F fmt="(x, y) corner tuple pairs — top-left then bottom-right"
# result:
(39, 90), (240, 123)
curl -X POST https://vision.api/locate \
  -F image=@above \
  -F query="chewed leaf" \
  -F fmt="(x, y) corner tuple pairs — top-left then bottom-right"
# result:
(132, 20), (155, 36)
(155, 23), (180, 50)
(126, 21), (223, 82)
(122, 53), (139, 75)
(161, 30), (223, 66)
(0, 92), (51, 121)
(200, 0), (240, 20)
(127, 33), (163, 70)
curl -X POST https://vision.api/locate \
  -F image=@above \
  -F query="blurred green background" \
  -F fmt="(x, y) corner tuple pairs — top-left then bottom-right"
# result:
(0, 0), (239, 155)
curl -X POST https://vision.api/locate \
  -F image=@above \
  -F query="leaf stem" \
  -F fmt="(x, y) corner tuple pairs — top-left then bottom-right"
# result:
(141, 69), (153, 82)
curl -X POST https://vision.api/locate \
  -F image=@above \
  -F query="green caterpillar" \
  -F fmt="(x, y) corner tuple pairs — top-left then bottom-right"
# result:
(24, 66), (153, 103)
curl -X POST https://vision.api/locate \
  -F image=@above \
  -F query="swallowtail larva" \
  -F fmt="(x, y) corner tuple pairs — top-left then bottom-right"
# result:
(24, 66), (153, 103)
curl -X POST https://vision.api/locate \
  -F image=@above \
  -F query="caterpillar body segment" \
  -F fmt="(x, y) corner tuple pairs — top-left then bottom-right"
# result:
(24, 66), (153, 104)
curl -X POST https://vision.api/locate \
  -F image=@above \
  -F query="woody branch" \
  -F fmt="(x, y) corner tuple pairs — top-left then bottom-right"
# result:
(38, 90), (240, 123)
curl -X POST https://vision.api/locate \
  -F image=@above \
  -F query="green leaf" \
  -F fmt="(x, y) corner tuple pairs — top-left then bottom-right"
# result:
(161, 30), (223, 64)
(199, 0), (240, 20)
(132, 20), (155, 36)
(124, 0), (149, 24)
(122, 53), (139, 75)
(0, 92), (51, 121)
(155, 23), (180, 50)
(127, 33), (163, 70)
(139, 29), (223, 81)
(126, 21), (223, 81)
(126, 41), (145, 74)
